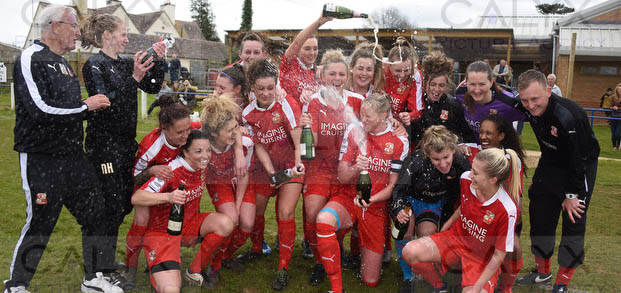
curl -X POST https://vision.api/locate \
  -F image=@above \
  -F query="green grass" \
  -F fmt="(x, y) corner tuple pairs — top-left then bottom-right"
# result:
(1, 90), (620, 292)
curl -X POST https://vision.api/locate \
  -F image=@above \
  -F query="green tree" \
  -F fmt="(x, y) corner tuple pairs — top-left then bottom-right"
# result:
(536, 3), (575, 15)
(190, 0), (220, 42)
(240, 0), (252, 31)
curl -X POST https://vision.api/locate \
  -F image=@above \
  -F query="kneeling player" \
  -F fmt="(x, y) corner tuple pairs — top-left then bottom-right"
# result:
(131, 130), (233, 291)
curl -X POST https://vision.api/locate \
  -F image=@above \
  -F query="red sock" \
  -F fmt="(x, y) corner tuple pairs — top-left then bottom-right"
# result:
(317, 222), (342, 293)
(210, 235), (231, 270)
(189, 233), (226, 273)
(363, 279), (379, 287)
(535, 256), (551, 274)
(302, 206), (308, 242)
(555, 266), (575, 286)
(277, 219), (296, 270)
(125, 223), (147, 267)
(304, 220), (320, 264)
(350, 227), (360, 255)
(411, 262), (444, 289)
(250, 214), (265, 253)
(499, 256), (523, 292)
(225, 227), (251, 259)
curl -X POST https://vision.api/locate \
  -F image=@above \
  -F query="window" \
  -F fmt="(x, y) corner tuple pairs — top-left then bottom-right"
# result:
(582, 66), (597, 74)
(155, 32), (171, 38)
(600, 66), (618, 75)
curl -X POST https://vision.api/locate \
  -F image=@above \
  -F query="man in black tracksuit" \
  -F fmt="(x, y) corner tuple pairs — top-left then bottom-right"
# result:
(5, 5), (119, 293)
(516, 70), (599, 292)
(82, 46), (165, 277)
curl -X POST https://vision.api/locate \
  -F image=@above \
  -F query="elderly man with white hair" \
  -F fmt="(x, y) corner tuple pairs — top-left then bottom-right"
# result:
(4, 4), (123, 293)
(547, 73), (563, 97)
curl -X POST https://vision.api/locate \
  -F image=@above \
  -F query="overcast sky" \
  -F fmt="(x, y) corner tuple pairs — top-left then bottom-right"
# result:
(0, 0), (609, 47)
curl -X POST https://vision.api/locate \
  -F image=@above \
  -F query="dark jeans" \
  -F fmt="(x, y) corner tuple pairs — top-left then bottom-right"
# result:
(610, 118), (621, 148)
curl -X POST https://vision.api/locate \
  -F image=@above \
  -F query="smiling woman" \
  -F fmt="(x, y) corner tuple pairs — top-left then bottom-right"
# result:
(79, 12), (166, 289)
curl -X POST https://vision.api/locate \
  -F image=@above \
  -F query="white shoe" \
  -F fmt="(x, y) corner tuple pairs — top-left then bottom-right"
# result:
(4, 286), (31, 293)
(183, 268), (204, 286)
(81, 272), (124, 293)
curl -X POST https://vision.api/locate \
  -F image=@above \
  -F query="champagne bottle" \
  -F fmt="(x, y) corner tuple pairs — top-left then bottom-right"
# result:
(322, 3), (368, 19)
(391, 202), (411, 240)
(142, 37), (175, 65)
(269, 167), (303, 186)
(356, 170), (372, 205)
(167, 184), (184, 236)
(300, 118), (315, 160)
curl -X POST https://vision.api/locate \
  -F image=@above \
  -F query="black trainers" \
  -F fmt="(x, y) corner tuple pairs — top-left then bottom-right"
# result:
(309, 264), (325, 285)
(199, 269), (217, 290)
(516, 269), (552, 284)
(108, 271), (135, 290)
(274, 236), (280, 254)
(431, 284), (448, 293)
(342, 253), (360, 270)
(302, 240), (314, 259)
(236, 250), (263, 263)
(272, 268), (289, 291)
(222, 258), (245, 273)
(399, 279), (413, 293)
(553, 283), (568, 293)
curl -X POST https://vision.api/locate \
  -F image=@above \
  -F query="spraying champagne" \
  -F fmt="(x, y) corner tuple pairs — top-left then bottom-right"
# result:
(142, 37), (175, 66)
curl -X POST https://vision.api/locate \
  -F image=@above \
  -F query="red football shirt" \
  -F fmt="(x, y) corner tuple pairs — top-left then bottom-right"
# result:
(384, 67), (424, 121)
(279, 55), (319, 103)
(205, 136), (253, 185)
(242, 95), (301, 169)
(142, 157), (205, 232)
(452, 172), (518, 259)
(133, 122), (202, 177)
(339, 122), (409, 209)
(302, 90), (364, 174)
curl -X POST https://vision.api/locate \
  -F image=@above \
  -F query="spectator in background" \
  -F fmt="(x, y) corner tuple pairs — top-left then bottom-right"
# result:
(609, 83), (621, 150)
(179, 79), (198, 110)
(169, 53), (181, 86)
(547, 74), (562, 97)
(492, 59), (512, 85)
(147, 80), (172, 116)
(600, 87), (613, 108)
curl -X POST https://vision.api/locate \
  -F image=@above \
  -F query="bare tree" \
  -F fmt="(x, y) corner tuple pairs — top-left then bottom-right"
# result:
(365, 6), (415, 29)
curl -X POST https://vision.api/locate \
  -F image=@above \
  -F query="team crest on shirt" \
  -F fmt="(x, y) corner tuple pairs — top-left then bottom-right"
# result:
(272, 112), (281, 123)
(35, 193), (48, 205)
(440, 110), (449, 121)
(59, 63), (68, 75)
(489, 108), (498, 115)
(149, 250), (156, 262)
(483, 210), (495, 224)
(550, 126), (558, 137)
(384, 142), (394, 155)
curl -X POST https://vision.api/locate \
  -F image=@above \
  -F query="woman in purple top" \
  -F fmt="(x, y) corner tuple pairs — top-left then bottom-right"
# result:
(455, 61), (525, 141)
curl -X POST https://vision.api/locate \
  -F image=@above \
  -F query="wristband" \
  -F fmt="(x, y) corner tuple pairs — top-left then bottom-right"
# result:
(565, 193), (578, 200)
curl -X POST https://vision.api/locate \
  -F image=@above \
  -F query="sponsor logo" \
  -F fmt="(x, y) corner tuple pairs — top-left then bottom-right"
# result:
(59, 63), (68, 75)
(35, 193), (47, 205)
(213, 192), (219, 203)
(384, 143), (394, 155)
(321, 254), (337, 263)
(483, 210), (495, 224)
(440, 110), (449, 120)
(550, 126), (558, 137)
(47, 64), (57, 72)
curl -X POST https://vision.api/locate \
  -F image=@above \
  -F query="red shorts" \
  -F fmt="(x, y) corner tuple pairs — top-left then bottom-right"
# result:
(430, 230), (500, 290)
(329, 195), (388, 254)
(206, 183), (256, 207)
(252, 167), (304, 198)
(143, 212), (211, 270)
(304, 172), (340, 198)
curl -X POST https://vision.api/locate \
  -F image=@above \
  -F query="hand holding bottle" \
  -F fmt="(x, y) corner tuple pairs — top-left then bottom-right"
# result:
(396, 207), (411, 224)
(168, 189), (186, 205)
(299, 112), (313, 127)
(354, 154), (369, 171)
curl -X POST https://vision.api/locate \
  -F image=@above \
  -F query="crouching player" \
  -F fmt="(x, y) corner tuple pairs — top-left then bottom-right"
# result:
(401, 148), (521, 292)
(131, 130), (233, 291)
